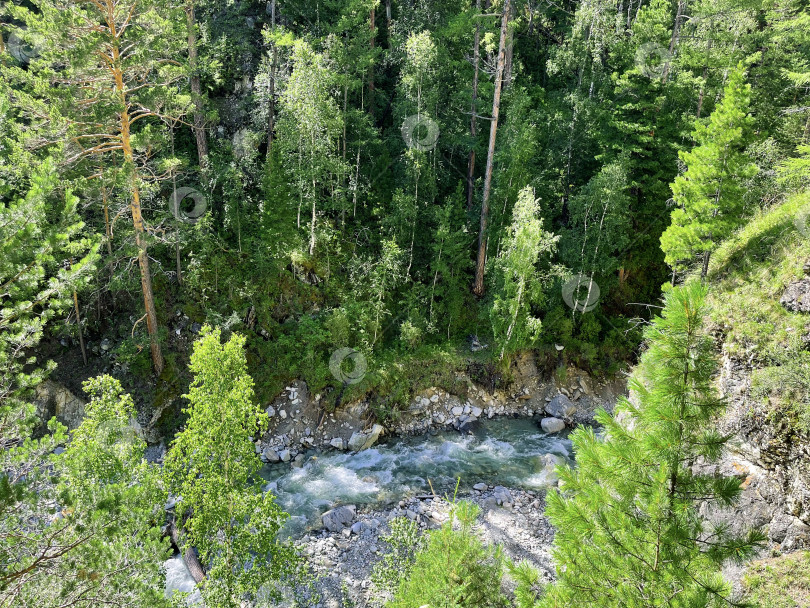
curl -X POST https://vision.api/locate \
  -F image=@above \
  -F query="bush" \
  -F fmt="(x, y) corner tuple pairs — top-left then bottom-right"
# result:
(384, 501), (509, 608)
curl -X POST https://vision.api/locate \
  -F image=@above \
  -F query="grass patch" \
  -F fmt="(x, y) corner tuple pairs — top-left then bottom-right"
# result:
(699, 191), (810, 430)
(742, 551), (810, 608)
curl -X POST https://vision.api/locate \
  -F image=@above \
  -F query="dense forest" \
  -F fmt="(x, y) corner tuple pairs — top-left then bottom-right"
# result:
(1, 0), (809, 606)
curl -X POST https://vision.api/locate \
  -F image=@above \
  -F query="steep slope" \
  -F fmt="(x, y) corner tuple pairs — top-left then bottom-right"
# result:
(699, 191), (810, 594)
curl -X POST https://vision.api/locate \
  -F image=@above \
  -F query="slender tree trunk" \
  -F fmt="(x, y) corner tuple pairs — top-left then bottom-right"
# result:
(501, 280), (524, 359)
(701, 250), (710, 279)
(186, 1), (208, 167)
(368, 8), (376, 118)
(111, 38), (164, 374)
(466, 0), (482, 212)
(102, 183), (113, 256)
(266, 1), (278, 162)
(473, 0), (510, 296)
(72, 288), (87, 366)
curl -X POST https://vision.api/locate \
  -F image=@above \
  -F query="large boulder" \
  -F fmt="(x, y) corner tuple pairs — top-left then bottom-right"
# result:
(322, 505), (356, 532)
(347, 424), (384, 452)
(34, 380), (86, 430)
(540, 417), (566, 434)
(545, 394), (576, 419)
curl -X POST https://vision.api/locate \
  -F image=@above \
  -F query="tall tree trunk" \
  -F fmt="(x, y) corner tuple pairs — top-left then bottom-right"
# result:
(266, 0), (278, 162)
(185, 1), (208, 167)
(503, 0), (516, 89)
(466, 0), (483, 212)
(473, 0), (510, 296)
(112, 41), (164, 374)
(368, 8), (376, 118)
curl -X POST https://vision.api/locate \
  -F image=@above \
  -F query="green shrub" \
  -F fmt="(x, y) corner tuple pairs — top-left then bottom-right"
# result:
(385, 501), (509, 608)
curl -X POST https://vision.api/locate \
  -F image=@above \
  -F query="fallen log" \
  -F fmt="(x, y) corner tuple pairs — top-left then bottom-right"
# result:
(169, 516), (206, 584)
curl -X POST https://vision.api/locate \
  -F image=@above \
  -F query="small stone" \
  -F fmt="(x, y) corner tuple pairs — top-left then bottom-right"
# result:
(266, 406), (276, 417)
(430, 394), (439, 403)
(471, 406), (482, 417)
(330, 437), (345, 450)
(279, 409), (287, 419)
(451, 406), (464, 416)
(473, 483), (488, 491)
(263, 447), (281, 463)
(279, 449), (292, 462)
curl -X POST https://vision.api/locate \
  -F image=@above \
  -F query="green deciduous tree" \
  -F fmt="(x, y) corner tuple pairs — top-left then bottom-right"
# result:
(277, 38), (345, 256)
(38, 376), (169, 608)
(490, 186), (560, 358)
(541, 282), (766, 607)
(164, 327), (296, 608)
(661, 65), (758, 278)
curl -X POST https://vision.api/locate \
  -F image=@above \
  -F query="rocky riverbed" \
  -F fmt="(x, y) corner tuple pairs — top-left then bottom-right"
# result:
(265, 485), (556, 608)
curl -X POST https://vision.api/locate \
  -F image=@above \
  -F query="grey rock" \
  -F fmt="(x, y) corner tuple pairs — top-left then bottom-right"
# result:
(322, 505), (357, 532)
(279, 449), (292, 462)
(473, 482), (488, 491)
(781, 278), (810, 312)
(330, 437), (345, 450)
(545, 394), (576, 419)
(347, 424), (385, 452)
(540, 417), (566, 434)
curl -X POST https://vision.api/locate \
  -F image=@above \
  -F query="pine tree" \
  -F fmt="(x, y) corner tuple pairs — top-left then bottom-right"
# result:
(541, 282), (766, 608)
(164, 327), (297, 608)
(7, 0), (191, 374)
(661, 65), (758, 278)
